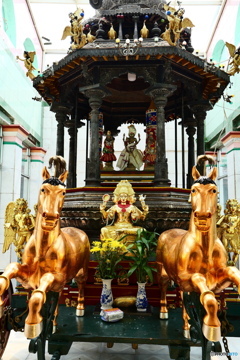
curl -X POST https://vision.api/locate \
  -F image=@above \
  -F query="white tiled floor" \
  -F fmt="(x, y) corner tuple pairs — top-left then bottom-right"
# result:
(1, 331), (240, 360)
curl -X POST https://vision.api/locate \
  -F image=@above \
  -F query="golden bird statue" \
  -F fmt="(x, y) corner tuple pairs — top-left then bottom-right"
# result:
(108, 23), (117, 40)
(140, 20), (149, 39)
(87, 30), (96, 43)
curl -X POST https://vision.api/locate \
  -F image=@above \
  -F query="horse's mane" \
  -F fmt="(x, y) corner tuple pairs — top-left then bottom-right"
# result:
(193, 176), (216, 186)
(42, 177), (66, 187)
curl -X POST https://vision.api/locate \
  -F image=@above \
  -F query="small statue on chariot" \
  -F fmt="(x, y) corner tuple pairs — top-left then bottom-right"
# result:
(116, 125), (143, 171)
(3, 198), (35, 260)
(142, 129), (156, 169)
(217, 198), (240, 265)
(100, 180), (149, 244)
(100, 130), (117, 170)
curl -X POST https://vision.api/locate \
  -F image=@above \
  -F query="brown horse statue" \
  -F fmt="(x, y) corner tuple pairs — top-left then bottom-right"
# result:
(0, 167), (90, 339)
(156, 165), (240, 342)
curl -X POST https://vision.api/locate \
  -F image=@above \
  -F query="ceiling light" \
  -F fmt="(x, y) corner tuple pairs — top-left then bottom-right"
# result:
(128, 72), (136, 81)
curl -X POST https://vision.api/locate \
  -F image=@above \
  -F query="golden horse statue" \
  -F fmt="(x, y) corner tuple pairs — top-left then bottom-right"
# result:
(0, 167), (90, 339)
(156, 165), (240, 342)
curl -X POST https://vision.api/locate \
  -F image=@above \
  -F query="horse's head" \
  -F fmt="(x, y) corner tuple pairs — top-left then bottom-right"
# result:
(191, 166), (218, 232)
(38, 167), (68, 231)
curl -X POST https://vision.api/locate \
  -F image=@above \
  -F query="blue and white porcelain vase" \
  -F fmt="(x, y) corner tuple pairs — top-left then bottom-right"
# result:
(100, 279), (113, 314)
(136, 282), (148, 312)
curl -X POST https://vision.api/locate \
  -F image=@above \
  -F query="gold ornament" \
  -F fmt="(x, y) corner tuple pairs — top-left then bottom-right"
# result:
(61, 8), (86, 50)
(108, 23), (117, 40)
(162, 5), (194, 46)
(100, 180), (149, 243)
(156, 157), (240, 343)
(0, 162), (90, 340)
(225, 42), (240, 75)
(3, 198), (35, 260)
(16, 51), (36, 80)
(217, 199), (240, 265)
(140, 20), (149, 39)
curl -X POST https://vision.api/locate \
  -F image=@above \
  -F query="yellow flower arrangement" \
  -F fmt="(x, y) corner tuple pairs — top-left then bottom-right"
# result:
(91, 238), (128, 279)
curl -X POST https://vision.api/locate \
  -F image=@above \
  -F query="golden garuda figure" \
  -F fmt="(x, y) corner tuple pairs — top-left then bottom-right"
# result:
(225, 42), (240, 76)
(61, 8), (87, 50)
(162, 4), (194, 46)
(16, 51), (36, 80)
(3, 198), (35, 260)
(100, 180), (149, 242)
(217, 199), (240, 265)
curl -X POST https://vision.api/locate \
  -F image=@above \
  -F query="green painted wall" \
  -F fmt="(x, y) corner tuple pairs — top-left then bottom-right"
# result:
(0, 0), (43, 143)
(2, 0), (16, 46)
(0, 38), (43, 142)
(205, 2), (240, 148)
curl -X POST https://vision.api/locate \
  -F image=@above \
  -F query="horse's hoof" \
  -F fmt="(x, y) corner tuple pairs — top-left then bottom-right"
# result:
(202, 323), (221, 342)
(183, 329), (190, 339)
(160, 312), (168, 319)
(76, 308), (84, 316)
(52, 325), (57, 334)
(24, 321), (43, 339)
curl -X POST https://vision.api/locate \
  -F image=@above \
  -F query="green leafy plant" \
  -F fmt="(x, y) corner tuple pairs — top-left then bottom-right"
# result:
(126, 229), (158, 283)
(90, 238), (128, 279)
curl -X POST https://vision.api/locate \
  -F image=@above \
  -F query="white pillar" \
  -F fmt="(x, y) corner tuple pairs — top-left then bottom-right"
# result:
(0, 125), (29, 271)
(28, 147), (47, 211)
(221, 131), (240, 202)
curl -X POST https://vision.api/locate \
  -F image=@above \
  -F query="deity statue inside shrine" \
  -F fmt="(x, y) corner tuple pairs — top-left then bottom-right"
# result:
(100, 180), (149, 241)
(217, 199), (240, 265)
(116, 124), (143, 171)
(142, 130), (156, 169)
(100, 130), (117, 170)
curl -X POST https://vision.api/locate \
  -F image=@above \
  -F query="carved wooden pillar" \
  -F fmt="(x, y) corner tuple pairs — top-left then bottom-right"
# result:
(146, 84), (176, 186)
(186, 125), (196, 188)
(84, 88), (107, 186)
(55, 112), (67, 157)
(190, 102), (211, 174)
(67, 125), (76, 188)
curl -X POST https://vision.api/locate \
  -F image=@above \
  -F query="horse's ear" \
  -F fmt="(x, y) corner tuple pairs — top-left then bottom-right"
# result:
(208, 166), (218, 181)
(192, 166), (200, 181)
(42, 166), (51, 180)
(59, 170), (68, 183)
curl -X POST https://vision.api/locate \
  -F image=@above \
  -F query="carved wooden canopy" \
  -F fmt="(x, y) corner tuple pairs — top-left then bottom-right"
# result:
(33, 44), (229, 133)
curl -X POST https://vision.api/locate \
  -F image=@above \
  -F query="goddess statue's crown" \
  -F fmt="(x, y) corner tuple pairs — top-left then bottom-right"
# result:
(113, 180), (135, 198)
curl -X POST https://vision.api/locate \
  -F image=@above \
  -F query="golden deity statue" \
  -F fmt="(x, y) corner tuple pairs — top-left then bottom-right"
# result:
(3, 198), (35, 260)
(61, 8), (87, 50)
(100, 180), (149, 242)
(162, 4), (194, 46)
(16, 51), (36, 80)
(217, 199), (240, 265)
(225, 42), (240, 76)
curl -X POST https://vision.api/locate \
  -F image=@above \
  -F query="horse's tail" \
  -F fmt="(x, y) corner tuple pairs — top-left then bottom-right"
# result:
(48, 156), (67, 177)
(196, 155), (216, 176)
